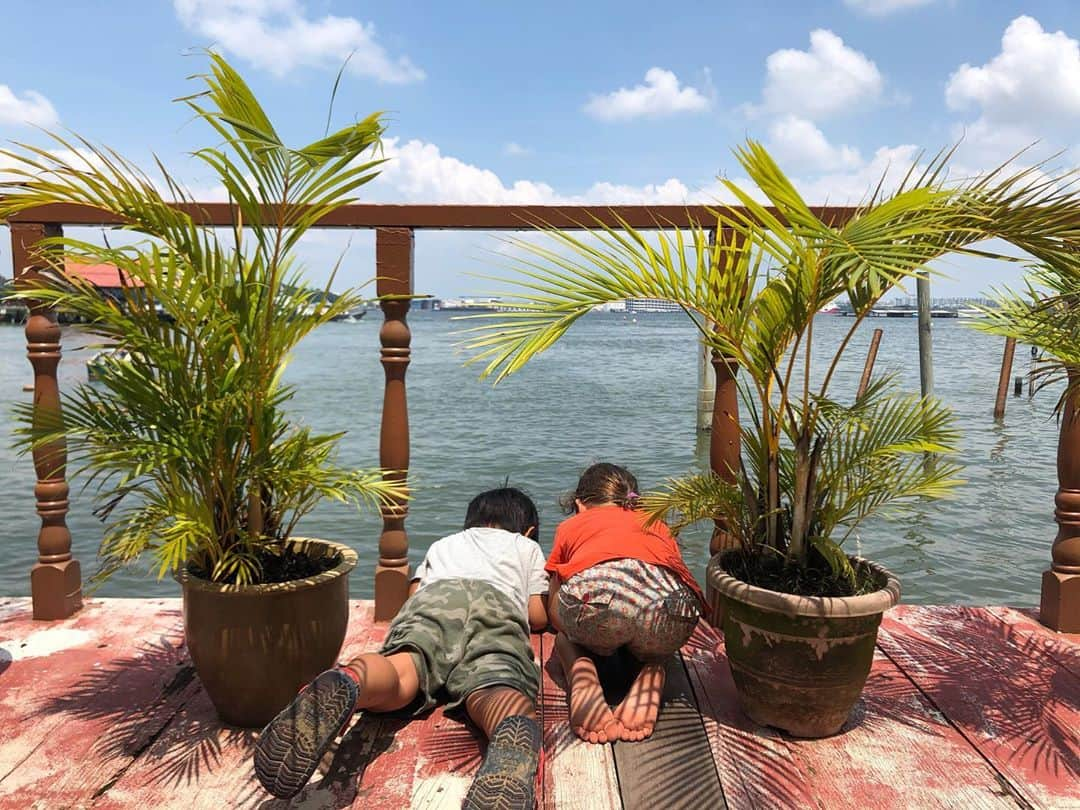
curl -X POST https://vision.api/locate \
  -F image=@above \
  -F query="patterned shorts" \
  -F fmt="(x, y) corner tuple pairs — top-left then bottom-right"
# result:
(555, 558), (700, 663)
(380, 579), (540, 715)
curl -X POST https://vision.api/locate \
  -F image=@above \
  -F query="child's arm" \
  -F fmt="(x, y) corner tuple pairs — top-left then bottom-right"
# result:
(527, 594), (548, 632)
(547, 573), (563, 633)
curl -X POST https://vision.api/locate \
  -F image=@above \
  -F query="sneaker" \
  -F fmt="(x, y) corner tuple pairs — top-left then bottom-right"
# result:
(253, 668), (359, 799)
(463, 715), (542, 810)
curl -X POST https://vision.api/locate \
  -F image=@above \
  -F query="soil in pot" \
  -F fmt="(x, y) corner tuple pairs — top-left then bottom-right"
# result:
(188, 545), (342, 585)
(708, 550), (900, 738)
(180, 538), (357, 728)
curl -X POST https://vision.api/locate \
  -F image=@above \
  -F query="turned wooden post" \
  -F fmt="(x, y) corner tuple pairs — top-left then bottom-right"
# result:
(709, 229), (742, 556)
(374, 227), (413, 621)
(11, 222), (82, 620)
(1042, 368), (1080, 632)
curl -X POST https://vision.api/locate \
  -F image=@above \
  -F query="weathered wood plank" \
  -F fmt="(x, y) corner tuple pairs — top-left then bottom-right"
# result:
(985, 606), (1080, 679)
(611, 652), (726, 810)
(0, 599), (190, 807)
(786, 648), (1018, 809)
(538, 631), (622, 810)
(681, 621), (816, 810)
(100, 601), (382, 810)
(881, 605), (1080, 809)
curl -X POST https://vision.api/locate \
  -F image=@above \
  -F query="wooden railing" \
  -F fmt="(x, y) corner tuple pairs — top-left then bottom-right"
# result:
(5, 203), (1078, 631)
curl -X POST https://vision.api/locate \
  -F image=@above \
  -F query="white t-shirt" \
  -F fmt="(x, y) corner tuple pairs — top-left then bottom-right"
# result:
(414, 527), (549, 621)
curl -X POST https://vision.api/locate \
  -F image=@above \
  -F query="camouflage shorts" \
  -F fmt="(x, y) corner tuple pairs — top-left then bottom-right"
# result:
(555, 558), (700, 663)
(379, 579), (540, 715)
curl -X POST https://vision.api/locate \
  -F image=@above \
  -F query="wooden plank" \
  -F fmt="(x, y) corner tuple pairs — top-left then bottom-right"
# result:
(784, 648), (1018, 809)
(986, 606), (1080, 679)
(99, 601), (384, 810)
(681, 621), (817, 810)
(880, 605), (1080, 809)
(0, 599), (188, 806)
(611, 653), (726, 810)
(2, 201), (861, 231)
(538, 631), (622, 810)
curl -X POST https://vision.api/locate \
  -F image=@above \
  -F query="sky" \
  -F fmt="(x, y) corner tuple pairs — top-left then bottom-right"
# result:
(2, 0), (1080, 297)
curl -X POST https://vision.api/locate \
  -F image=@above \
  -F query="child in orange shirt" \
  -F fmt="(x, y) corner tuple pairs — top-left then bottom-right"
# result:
(547, 463), (705, 744)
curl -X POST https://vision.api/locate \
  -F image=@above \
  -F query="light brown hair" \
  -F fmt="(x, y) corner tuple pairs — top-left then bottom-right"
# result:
(560, 462), (639, 513)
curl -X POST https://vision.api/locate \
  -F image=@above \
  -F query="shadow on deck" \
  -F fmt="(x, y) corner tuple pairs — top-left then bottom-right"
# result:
(0, 598), (1077, 809)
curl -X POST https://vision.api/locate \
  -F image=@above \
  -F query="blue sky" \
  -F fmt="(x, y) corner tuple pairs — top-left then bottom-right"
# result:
(2, 0), (1080, 296)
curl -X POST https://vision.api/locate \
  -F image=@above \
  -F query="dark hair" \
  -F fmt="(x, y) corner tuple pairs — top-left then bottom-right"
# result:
(464, 487), (540, 538)
(560, 462), (639, 514)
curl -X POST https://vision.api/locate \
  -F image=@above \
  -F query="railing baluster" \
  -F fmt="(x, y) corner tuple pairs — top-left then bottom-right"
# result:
(1044, 368), (1080, 632)
(374, 227), (414, 621)
(709, 229), (741, 557)
(11, 222), (82, 620)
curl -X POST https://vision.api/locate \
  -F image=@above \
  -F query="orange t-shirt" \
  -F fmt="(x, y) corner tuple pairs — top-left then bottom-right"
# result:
(546, 506), (705, 605)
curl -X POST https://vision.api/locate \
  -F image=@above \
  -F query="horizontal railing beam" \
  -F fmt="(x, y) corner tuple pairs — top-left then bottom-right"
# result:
(1, 202), (861, 230)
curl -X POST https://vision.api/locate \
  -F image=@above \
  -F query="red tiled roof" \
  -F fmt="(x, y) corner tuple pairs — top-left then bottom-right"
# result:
(64, 261), (145, 288)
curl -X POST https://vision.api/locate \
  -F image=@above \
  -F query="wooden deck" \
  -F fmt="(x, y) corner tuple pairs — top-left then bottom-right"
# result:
(0, 598), (1077, 809)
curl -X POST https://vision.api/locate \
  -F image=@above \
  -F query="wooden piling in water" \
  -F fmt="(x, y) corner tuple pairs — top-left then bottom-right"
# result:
(857, 328), (883, 399)
(916, 272), (934, 399)
(994, 337), (1017, 419)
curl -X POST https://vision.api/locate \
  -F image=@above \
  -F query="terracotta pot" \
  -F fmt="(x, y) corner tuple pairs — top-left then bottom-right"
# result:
(706, 552), (900, 738)
(176, 538), (357, 728)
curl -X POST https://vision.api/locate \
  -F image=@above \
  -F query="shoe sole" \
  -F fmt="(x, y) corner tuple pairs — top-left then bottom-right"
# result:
(463, 715), (541, 810)
(253, 669), (358, 799)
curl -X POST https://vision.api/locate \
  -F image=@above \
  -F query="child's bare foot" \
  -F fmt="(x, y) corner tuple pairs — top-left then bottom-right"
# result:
(613, 663), (665, 742)
(555, 632), (622, 744)
(568, 675), (623, 744)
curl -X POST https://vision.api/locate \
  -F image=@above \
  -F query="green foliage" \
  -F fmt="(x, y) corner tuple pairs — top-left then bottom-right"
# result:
(1, 54), (403, 585)
(462, 140), (1080, 591)
(978, 261), (1080, 413)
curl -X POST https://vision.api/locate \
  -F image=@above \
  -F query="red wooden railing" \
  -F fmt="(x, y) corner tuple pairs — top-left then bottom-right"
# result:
(5, 203), (1078, 631)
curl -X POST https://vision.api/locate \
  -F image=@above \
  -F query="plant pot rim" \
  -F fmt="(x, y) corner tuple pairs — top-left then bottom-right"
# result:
(707, 552), (900, 618)
(174, 537), (358, 596)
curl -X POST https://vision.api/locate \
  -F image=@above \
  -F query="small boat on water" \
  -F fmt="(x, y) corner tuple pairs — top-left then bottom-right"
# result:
(331, 308), (367, 323)
(87, 349), (132, 382)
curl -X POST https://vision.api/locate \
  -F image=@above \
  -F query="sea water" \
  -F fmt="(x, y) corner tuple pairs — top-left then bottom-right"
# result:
(0, 313), (1059, 606)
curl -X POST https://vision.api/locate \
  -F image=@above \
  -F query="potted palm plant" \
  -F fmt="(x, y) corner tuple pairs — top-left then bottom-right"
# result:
(461, 142), (1080, 736)
(1, 55), (403, 727)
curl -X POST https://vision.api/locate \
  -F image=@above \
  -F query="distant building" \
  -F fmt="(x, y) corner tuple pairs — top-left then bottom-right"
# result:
(64, 261), (146, 302)
(625, 298), (681, 313)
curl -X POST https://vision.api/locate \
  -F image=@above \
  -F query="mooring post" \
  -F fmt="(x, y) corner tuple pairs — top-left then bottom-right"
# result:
(856, 328), (883, 399)
(696, 321), (716, 432)
(374, 227), (413, 622)
(1043, 367), (1080, 632)
(994, 337), (1017, 419)
(1029, 345), (1039, 399)
(11, 222), (82, 621)
(916, 272), (934, 399)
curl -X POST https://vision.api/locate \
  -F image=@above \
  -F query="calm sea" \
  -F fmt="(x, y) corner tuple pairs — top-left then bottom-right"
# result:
(0, 312), (1060, 606)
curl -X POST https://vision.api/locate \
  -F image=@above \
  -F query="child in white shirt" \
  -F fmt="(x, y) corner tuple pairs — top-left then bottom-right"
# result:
(254, 487), (549, 810)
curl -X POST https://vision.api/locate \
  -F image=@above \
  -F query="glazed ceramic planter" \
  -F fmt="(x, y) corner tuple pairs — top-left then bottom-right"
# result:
(176, 538), (357, 728)
(707, 551), (900, 738)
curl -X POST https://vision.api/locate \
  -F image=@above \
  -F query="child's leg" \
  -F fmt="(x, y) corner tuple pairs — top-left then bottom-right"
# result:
(341, 651), (420, 712)
(555, 631), (624, 744)
(254, 652), (421, 799)
(465, 685), (537, 736)
(612, 661), (666, 741)
(462, 687), (542, 810)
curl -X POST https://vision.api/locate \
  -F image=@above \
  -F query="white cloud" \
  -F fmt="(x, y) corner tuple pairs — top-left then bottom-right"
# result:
(946, 16), (1080, 124)
(767, 115), (861, 171)
(843, 0), (937, 16)
(173, 0), (424, 83)
(0, 85), (58, 127)
(370, 137), (722, 204)
(584, 68), (711, 122)
(503, 142), (532, 157)
(757, 30), (883, 121)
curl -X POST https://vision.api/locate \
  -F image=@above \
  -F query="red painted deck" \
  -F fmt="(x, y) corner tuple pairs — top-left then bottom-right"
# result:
(0, 598), (1077, 809)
